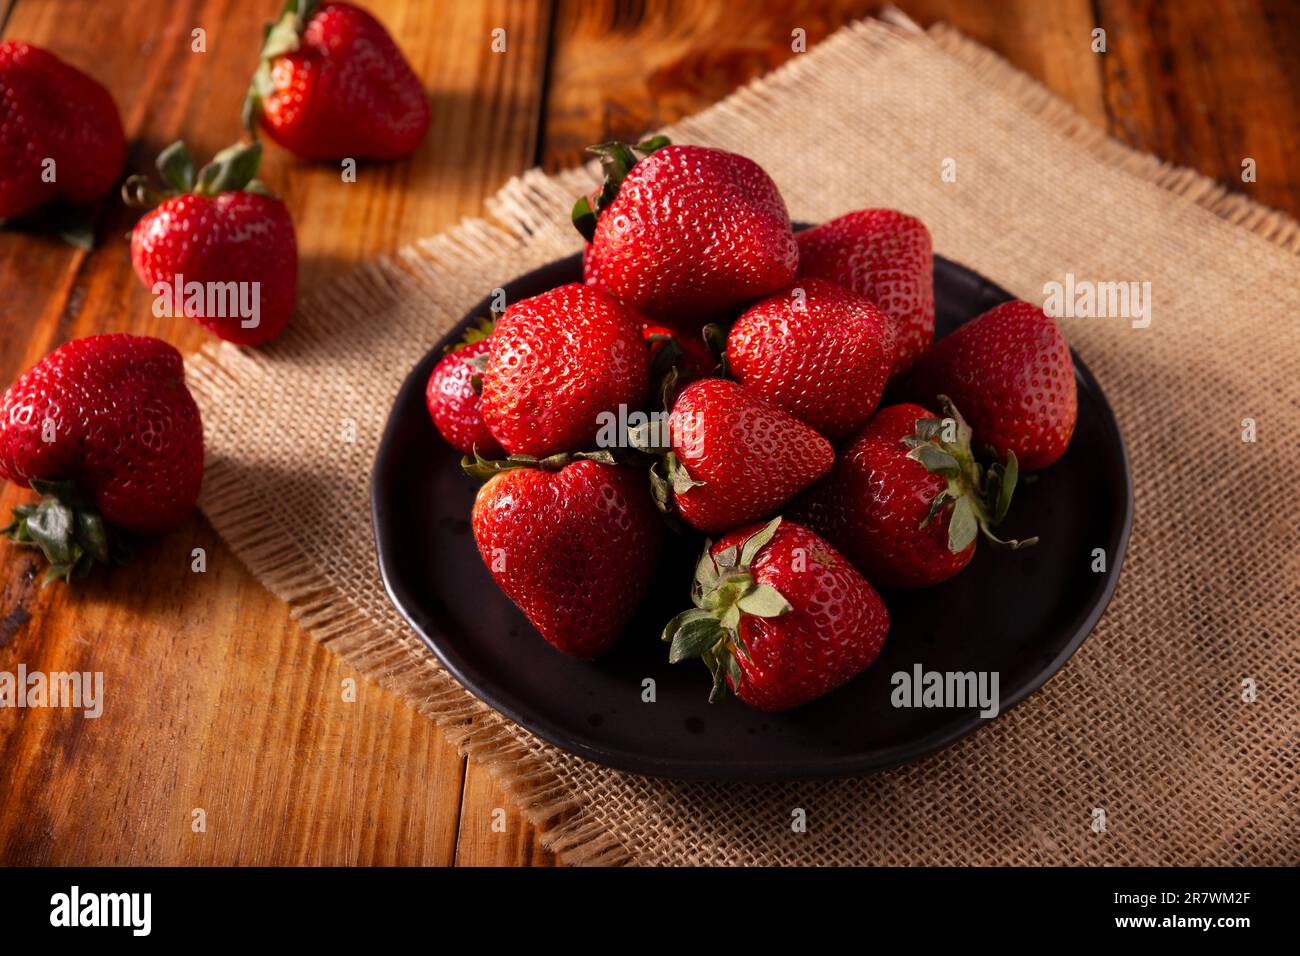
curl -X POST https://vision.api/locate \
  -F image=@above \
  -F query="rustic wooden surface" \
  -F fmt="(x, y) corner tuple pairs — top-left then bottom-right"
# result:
(0, 0), (1295, 866)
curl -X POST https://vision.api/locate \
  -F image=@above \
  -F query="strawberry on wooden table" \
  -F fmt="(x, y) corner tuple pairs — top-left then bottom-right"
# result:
(726, 278), (896, 440)
(0, 334), (203, 583)
(796, 209), (935, 376)
(425, 320), (502, 457)
(243, 0), (430, 160)
(0, 40), (126, 242)
(480, 283), (648, 458)
(466, 453), (661, 658)
(907, 300), (1077, 470)
(124, 140), (298, 346)
(639, 378), (833, 535)
(792, 401), (1035, 589)
(575, 138), (798, 330)
(663, 518), (890, 711)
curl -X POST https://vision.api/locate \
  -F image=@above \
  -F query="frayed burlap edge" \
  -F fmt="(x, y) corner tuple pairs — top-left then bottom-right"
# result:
(185, 13), (1300, 868)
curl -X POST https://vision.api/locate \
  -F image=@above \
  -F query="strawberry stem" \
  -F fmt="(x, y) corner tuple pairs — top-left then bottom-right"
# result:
(1, 479), (134, 585)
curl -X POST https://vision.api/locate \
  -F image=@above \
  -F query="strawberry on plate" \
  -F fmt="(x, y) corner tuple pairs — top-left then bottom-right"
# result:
(907, 300), (1077, 470)
(726, 278), (895, 441)
(425, 320), (502, 457)
(792, 401), (1035, 589)
(796, 209), (934, 376)
(663, 517), (890, 711)
(466, 453), (661, 658)
(638, 378), (832, 534)
(0, 40), (126, 241)
(243, 0), (430, 160)
(574, 138), (798, 330)
(0, 334), (203, 583)
(480, 283), (648, 458)
(125, 140), (298, 346)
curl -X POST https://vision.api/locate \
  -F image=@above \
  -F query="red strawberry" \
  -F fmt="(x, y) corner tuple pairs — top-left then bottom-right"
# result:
(575, 138), (798, 330)
(124, 141), (298, 346)
(643, 321), (716, 407)
(663, 518), (889, 711)
(243, 0), (430, 160)
(0, 334), (203, 582)
(0, 40), (126, 228)
(907, 300), (1077, 470)
(425, 321), (502, 456)
(796, 209), (934, 376)
(650, 378), (832, 534)
(467, 454), (661, 657)
(480, 283), (648, 458)
(792, 402), (1034, 589)
(726, 279), (895, 441)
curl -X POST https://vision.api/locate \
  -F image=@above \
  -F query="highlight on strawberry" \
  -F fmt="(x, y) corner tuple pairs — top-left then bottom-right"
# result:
(243, 0), (430, 161)
(123, 140), (298, 346)
(0, 40), (127, 247)
(663, 517), (890, 712)
(0, 334), (204, 584)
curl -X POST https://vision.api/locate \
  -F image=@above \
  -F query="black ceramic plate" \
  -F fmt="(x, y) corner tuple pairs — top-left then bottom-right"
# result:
(371, 251), (1132, 780)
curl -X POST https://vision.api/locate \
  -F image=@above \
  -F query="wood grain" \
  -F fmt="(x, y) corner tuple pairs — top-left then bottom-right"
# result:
(0, 0), (1296, 866)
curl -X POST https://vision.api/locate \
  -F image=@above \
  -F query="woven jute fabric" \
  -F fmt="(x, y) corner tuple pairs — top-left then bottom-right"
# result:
(186, 16), (1300, 866)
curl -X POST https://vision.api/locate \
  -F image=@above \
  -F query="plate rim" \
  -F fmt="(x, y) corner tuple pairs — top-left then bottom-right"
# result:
(370, 252), (1134, 780)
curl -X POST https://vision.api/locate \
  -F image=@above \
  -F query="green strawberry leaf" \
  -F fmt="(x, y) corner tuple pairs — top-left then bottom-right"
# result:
(947, 495), (978, 553)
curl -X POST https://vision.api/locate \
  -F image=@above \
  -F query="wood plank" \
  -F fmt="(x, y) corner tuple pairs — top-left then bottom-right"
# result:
(455, 769), (557, 866)
(1095, 0), (1300, 217)
(0, 0), (551, 865)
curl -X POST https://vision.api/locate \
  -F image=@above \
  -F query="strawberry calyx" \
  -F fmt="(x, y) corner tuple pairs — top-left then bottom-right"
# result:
(905, 396), (1038, 552)
(571, 135), (671, 242)
(662, 517), (792, 703)
(1, 479), (134, 585)
(122, 140), (273, 209)
(242, 0), (322, 133)
(460, 448), (618, 482)
(448, 317), (496, 395)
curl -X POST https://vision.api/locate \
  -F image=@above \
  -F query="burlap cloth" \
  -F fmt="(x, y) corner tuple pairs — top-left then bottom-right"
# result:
(185, 15), (1300, 866)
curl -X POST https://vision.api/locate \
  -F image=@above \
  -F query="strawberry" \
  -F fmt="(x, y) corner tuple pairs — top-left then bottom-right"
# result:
(574, 138), (798, 330)
(796, 209), (934, 376)
(906, 300), (1077, 470)
(643, 321), (717, 407)
(642, 378), (832, 535)
(466, 453), (661, 657)
(663, 518), (889, 711)
(726, 278), (895, 441)
(0, 334), (203, 583)
(792, 401), (1034, 589)
(243, 0), (430, 160)
(0, 40), (126, 237)
(124, 140), (298, 346)
(480, 283), (648, 458)
(425, 320), (502, 457)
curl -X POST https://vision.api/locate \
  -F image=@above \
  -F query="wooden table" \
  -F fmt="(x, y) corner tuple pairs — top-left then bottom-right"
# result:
(1, 0), (1296, 866)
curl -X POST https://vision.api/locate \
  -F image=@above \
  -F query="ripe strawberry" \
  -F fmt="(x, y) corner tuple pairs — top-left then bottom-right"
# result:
(425, 320), (502, 457)
(907, 300), (1077, 470)
(726, 279), (895, 441)
(796, 209), (934, 376)
(243, 0), (430, 160)
(467, 454), (661, 657)
(663, 518), (889, 711)
(645, 378), (832, 534)
(574, 138), (798, 330)
(0, 334), (203, 583)
(792, 402), (1034, 589)
(0, 40), (126, 232)
(643, 321), (717, 407)
(480, 283), (648, 458)
(124, 140), (298, 346)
